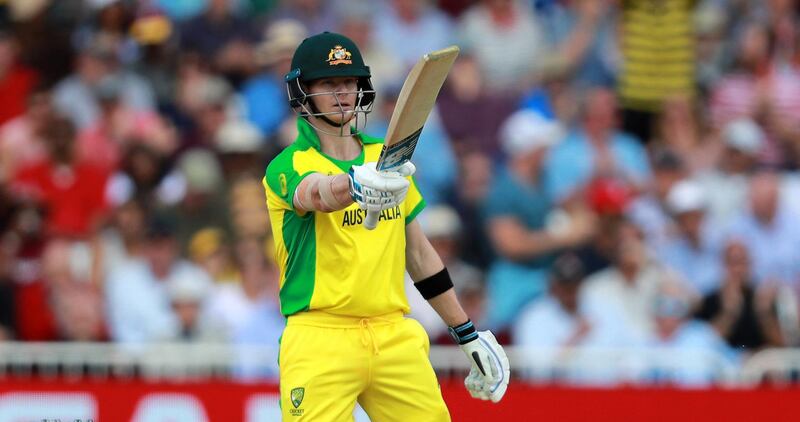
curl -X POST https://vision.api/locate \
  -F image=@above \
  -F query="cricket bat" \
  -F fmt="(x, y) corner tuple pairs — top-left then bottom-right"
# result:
(364, 45), (460, 230)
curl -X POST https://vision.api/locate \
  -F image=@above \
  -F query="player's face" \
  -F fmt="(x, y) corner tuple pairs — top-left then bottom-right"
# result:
(308, 77), (359, 125)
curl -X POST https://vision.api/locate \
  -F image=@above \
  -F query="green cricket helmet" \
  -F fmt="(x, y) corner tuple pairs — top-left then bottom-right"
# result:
(285, 31), (376, 112)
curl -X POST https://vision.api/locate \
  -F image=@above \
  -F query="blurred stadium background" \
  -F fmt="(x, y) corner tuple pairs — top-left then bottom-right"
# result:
(1, 0), (800, 420)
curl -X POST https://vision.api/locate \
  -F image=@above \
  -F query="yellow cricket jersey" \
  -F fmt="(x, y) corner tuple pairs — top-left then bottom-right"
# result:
(263, 118), (425, 318)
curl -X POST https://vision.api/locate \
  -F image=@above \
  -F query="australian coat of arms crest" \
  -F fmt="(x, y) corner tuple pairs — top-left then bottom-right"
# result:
(327, 45), (352, 65)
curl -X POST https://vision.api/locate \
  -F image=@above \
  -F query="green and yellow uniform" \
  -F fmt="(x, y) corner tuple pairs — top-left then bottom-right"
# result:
(264, 118), (450, 421)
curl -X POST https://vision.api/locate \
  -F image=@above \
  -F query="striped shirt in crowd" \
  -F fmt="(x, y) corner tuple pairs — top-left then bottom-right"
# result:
(619, 0), (696, 112)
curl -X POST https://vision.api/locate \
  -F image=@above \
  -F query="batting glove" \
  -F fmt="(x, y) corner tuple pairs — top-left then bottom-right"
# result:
(348, 162), (415, 212)
(450, 321), (510, 403)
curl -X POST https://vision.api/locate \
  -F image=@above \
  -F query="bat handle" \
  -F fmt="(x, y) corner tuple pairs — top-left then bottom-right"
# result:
(364, 210), (380, 230)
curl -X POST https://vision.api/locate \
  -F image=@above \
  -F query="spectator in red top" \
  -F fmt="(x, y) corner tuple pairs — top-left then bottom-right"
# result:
(1, 197), (58, 341)
(76, 74), (177, 171)
(10, 116), (110, 238)
(0, 27), (39, 126)
(0, 84), (52, 182)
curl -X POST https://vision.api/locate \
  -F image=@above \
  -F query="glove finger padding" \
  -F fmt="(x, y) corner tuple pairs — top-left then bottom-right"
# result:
(376, 174), (409, 193)
(460, 330), (510, 403)
(396, 161), (416, 177)
(464, 371), (487, 400)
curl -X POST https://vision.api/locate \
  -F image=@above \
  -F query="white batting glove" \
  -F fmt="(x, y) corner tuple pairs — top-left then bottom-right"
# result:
(393, 161), (416, 177)
(451, 322), (509, 403)
(348, 162), (415, 212)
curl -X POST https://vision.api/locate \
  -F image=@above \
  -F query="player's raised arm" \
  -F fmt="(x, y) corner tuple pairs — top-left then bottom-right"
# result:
(292, 172), (351, 213)
(293, 162), (415, 214)
(405, 219), (511, 403)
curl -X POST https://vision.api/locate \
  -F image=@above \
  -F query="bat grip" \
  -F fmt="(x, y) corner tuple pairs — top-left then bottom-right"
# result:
(364, 210), (380, 230)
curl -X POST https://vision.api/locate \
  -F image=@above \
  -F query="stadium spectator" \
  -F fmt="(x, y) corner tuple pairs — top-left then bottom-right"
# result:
(177, 74), (235, 151)
(105, 215), (199, 345)
(515, 251), (646, 386)
(761, 2), (800, 168)
(580, 220), (681, 343)
(573, 212), (625, 276)
(645, 282), (734, 387)
(373, 0), (454, 69)
(543, 86), (650, 204)
(0, 85), (52, 182)
(40, 238), (106, 341)
(1, 196), (57, 341)
(618, 0), (696, 144)
(9, 116), (110, 238)
(513, 253), (597, 356)
(457, 0), (547, 93)
(696, 118), (764, 226)
(534, 0), (617, 90)
(696, 240), (784, 350)
(206, 236), (281, 343)
(8, 0), (74, 86)
(104, 142), (183, 210)
(271, 0), (339, 36)
(171, 149), (230, 245)
(627, 148), (688, 253)
(653, 95), (715, 173)
(74, 0), (138, 66)
(708, 21), (770, 131)
(178, 0), (258, 86)
(0, 26), (39, 126)
(165, 262), (219, 341)
(128, 10), (180, 109)
(242, 19), (305, 140)
(720, 170), (800, 287)
(215, 118), (267, 180)
(450, 150), (495, 270)
(693, 2), (728, 92)
(214, 236), (283, 379)
(707, 19), (800, 166)
(228, 177), (271, 240)
(75, 74), (177, 170)
(437, 54), (517, 157)
(188, 227), (239, 284)
(483, 109), (593, 330)
(656, 180), (724, 295)
(52, 33), (155, 129)
(98, 198), (147, 276)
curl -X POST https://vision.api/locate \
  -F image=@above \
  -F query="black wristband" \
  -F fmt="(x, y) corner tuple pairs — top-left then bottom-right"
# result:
(414, 267), (454, 300)
(448, 319), (478, 345)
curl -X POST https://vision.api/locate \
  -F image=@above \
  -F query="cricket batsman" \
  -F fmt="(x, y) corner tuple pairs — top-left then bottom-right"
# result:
(263, 32), (510, 421)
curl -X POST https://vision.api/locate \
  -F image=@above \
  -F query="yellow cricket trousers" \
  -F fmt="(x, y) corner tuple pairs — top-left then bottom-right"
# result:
(279, 310), (451, 421)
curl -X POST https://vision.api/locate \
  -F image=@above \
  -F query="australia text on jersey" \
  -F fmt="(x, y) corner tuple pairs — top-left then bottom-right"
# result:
(342, 206), (402, 227)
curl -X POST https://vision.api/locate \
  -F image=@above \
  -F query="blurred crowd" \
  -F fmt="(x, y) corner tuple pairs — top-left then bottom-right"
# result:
(1, 0), (800, 384)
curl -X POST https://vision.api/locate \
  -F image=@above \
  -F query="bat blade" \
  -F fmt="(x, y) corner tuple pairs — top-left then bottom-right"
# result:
(376, 45), (460, 172)
(365, 45), (459, 230)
